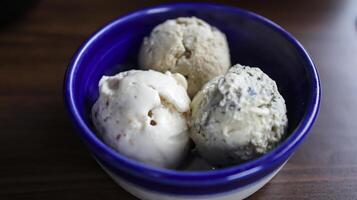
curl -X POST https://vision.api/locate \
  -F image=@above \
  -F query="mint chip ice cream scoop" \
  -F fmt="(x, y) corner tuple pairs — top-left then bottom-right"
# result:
(92, 70), (191, 169)
(190, 64), (288, 166)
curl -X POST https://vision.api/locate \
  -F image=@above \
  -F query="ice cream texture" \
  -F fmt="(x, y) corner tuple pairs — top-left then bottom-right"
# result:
(92, 70), (191, 169)
(139, 17), (231, 97)
(190, 64), (288, 166)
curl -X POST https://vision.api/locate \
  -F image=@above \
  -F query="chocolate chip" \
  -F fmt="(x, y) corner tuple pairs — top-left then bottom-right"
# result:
(116, 134), (121, 140)
(184, 50), (192, 59)
(150, 120), (157, 126)
(148, 110), (153, 117)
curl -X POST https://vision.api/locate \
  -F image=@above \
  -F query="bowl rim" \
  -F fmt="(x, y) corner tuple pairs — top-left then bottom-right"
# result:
(64, 2), (321, 186)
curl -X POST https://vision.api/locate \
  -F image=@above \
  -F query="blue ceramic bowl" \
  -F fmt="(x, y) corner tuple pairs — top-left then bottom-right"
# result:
(64, 3), (320, 200)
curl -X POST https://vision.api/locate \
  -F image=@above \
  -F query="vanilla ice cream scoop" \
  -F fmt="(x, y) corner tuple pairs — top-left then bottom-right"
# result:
(190, 64), (288, 166)
(92, 70), (191, 169)
(139, 17), (231, 97)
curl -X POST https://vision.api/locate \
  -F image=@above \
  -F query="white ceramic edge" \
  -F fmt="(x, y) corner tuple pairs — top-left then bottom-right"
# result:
(98, 161), (286, 200)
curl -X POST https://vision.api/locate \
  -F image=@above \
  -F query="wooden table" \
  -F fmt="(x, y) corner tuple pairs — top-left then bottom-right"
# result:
(1, 0), (356, 199)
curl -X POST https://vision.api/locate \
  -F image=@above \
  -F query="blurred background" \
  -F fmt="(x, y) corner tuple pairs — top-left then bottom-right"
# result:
(1, 0), (357, 199)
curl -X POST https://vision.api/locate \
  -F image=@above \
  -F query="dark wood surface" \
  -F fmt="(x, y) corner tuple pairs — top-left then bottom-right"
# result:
(1, 0), (357, 199)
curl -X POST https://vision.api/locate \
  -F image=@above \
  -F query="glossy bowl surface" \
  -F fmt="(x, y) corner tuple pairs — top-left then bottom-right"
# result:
(64, 3), (320, 196)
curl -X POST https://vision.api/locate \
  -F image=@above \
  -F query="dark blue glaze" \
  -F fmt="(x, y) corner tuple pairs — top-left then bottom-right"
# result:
(64, 3), (321, 195)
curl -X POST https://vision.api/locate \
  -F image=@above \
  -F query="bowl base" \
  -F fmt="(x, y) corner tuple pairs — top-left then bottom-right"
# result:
(99, 162), (286, 200)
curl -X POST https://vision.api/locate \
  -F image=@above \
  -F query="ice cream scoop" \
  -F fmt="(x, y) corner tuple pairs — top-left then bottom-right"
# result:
(190, 64), (288, 166)
(139, 17), (231, 97)
(92, 70), (191, 169)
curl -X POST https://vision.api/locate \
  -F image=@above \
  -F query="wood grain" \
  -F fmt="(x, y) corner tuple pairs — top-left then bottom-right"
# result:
(1, 0), (357, 199)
